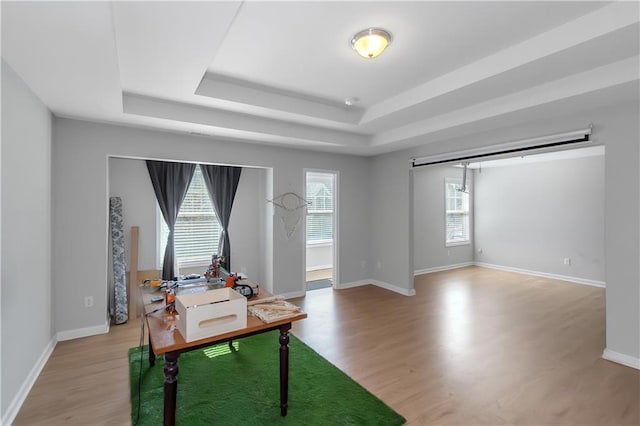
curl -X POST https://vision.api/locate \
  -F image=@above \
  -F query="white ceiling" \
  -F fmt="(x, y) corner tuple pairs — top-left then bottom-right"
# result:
(2, 1), (638, 156)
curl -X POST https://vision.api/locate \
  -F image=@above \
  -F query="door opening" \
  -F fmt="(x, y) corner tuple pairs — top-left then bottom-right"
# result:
(305, 171), (336, 291)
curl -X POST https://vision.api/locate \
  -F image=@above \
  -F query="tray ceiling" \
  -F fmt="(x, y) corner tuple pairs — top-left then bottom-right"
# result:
(2, 1), (638, 155)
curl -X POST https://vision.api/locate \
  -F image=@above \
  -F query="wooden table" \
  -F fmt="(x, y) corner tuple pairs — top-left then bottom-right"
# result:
(142, 284), (307, 426)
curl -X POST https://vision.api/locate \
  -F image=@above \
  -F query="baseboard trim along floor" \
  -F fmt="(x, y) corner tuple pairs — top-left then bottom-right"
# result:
(602, 348), (640, 370)
(57, 319), (110, 342)
(3, 336), (57, 426)
(415, 262), (605, 288)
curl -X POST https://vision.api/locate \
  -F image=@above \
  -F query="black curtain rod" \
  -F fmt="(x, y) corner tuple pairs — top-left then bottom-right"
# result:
(412, 134), (590, 168)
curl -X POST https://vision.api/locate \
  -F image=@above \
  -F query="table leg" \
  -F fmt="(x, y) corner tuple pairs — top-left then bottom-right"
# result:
(149, 334), (156, 367)
(279, 323), (291, 416)
(163, 352), (179, 426)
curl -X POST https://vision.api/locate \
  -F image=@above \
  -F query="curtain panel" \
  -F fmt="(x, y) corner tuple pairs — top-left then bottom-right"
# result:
(200, 165), (242, 271)
(146, 160), (196, 280)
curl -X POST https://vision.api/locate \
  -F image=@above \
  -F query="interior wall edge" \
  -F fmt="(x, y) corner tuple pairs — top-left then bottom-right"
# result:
(1, 336), (57, 426)
(370, 279), (417, 296)
(602, 348), (640, 370)
(414, 262), (475, 276)
(56, 319), (110, 342)
(334, 279), (417, 296)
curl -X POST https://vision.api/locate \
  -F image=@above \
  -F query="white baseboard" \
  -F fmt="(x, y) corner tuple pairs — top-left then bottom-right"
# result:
(414, 262), (474, 276)
(335, 279), (416, 296)
(602, 348), (640, 370)
(281, 290), (306, 300)
(474, 262), (606, 288)
(370, 279), (416, 296)
(2, 336), (57, 426)
(57, 320), (110, 342)
(335, 279), (370, 290)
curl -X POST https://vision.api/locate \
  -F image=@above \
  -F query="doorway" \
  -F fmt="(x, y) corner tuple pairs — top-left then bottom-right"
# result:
(305, 170), (337, 291)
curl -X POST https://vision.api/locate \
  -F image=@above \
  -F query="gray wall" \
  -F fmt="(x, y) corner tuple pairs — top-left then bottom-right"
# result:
(603, 103), (640, 360)
(53, 118), (371, 334)
(108, 158), (156, 270)
(1, 61), (53, 419)
(413, 165), (475, 272)
(108, 157), (264, 281)
(369, 152), (414, 293)
(475, 155), (605, 282)
(372, 101), (639, 361)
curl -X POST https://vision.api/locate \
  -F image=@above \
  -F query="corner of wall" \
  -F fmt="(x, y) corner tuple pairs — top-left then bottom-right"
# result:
(602, 348), (640, 370)
(1, 336), (57, 426)
(336, 279), (416, 296)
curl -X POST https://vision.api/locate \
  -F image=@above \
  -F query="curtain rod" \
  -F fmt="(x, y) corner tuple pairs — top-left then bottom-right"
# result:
(411, 127), (592, 168)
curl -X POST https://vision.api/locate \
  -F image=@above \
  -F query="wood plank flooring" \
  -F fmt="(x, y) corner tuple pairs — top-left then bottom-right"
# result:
(14, 266), (639, 425)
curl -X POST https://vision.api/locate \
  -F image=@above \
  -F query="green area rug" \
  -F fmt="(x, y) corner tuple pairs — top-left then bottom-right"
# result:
(129, 331), (405, 425)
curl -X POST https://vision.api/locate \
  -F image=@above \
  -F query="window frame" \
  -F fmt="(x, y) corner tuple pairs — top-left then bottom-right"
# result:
(445, 176), (471, 247)
(306, 175), (335, 245)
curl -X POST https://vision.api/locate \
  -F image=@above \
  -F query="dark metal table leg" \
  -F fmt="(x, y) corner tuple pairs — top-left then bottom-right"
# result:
(279, 323), (291, 416)
(149, 334), (156, 367)
(163, 352), (179, 426)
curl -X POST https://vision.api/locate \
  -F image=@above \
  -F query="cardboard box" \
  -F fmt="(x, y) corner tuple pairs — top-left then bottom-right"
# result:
(175, 287), (247, 342)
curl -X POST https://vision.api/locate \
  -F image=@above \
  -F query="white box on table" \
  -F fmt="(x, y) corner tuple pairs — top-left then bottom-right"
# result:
(175, 287), (247, 342)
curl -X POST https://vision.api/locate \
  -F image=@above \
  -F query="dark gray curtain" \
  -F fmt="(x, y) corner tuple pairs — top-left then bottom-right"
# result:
(146, 160), (196, 280)
(200, 165), (242, 271)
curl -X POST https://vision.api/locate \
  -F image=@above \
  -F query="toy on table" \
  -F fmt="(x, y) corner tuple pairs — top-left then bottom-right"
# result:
(204, 254), (225, 281)
(225, 273), (239, 288)
(165, 287), (176, 313)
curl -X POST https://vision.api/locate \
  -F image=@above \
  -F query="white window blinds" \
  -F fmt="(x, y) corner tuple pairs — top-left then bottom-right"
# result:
(445, 178), (470, 246)
(306, 173), (334, 243)
(159, 166), (222, 267)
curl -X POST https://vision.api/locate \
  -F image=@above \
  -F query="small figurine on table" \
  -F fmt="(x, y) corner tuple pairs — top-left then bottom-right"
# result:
(165, 287), (176, 313)
(204, 254), (225, 281)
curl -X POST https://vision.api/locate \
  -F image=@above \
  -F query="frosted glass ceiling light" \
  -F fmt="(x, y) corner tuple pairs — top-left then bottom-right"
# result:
(351, 28), (392, 59)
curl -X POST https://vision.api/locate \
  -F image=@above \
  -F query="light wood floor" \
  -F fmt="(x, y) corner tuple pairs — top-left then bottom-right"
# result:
(14, 266), (639, 425)
(306, 267), (333, 282)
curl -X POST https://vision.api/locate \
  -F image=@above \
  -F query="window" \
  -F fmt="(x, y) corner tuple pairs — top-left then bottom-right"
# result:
(445, 177), (470, 246)
(159, 166), (221, 268)
(306, 173), (334, 243)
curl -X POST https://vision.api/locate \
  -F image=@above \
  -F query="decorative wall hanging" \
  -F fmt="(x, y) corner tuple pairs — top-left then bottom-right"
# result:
(268, 192), (310, 239)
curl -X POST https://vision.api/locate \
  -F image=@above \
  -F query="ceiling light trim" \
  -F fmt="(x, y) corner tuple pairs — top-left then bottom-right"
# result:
(351, 28), (392, 59)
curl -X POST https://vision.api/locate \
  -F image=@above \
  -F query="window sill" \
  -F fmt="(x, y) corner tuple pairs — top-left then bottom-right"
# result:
(307, 240), (333, 248)
(177, 260), (211, 269)
(446, 241), (471, 248)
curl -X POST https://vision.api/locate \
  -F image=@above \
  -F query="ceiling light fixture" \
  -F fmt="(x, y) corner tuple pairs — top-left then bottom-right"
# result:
(344, 97), (360, 107)
(351, 28), (392, 59)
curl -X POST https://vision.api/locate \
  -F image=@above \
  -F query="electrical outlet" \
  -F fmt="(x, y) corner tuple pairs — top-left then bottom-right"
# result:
(84, 296), (94, 308)
(564, 257), (571, 266)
